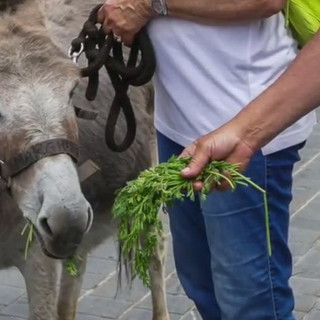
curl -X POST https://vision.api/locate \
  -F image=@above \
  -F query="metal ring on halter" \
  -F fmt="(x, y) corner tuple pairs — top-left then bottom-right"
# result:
(68, 43), (85, 64)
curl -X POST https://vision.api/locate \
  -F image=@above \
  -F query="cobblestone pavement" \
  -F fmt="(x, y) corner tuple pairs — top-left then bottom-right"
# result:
(1, 114), (320, 320)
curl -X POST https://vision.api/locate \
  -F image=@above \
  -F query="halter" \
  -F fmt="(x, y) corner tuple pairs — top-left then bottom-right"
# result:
(0, 139), (79, 189)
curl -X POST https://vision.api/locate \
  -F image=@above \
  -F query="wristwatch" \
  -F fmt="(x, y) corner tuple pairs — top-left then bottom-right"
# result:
(151, 0), (168, 16)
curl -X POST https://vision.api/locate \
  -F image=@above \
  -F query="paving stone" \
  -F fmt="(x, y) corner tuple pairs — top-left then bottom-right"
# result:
(119, 308), (182, 320)
(307, 309), (320, 320)
(168, 314), (184, 320)
(0, 316), (26, 320)
(295, 294), (317, 313)
(289, 226), (320, 250)
(78, 296), (132, 319)
(138, 293), (194, 315)
(293, 255), (302, 266)
(293, 244), (320, 279)
(88, 239), (118, 260)
(291, 276), (320, 297)
(119, 308), (153, 320)
(290, 240), (315, 258)
(86, 257), (118, 276)
(291, 170), (320, 214)
(181, 309), (202, 320)
(92, 275), (149, 302)
(291, 215), (320, 232)
(291, 192), (320, 223)
(165, 256), (176, 276)
(76, 314), (112, 320)
(0, 270), (25, 289)
(294, 311), (306, 320)
(0, 298), (28, 318)
(166, 275), (186, 296)
(0, 286), (25, 306)
(81, 272), (108, 291)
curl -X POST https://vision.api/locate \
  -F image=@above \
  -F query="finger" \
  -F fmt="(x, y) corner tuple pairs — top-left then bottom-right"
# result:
(121, 33), (134, 46)
(102, 20), (112, 35)
(181, 146), (210, 178)
(97, 6), (106, 24)
(179, 142), (197, 158)
(113, 33), (122, 43)
(215, 171), (233, 192)
(192, 181), (204, 192)
(216, 181), (232, 192)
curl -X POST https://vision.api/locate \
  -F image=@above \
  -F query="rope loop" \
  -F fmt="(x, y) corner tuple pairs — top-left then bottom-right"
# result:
(69, 4), (156, 152)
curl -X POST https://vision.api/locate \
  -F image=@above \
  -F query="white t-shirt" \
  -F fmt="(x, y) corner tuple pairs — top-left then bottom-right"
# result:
(148, 13), (316, 155)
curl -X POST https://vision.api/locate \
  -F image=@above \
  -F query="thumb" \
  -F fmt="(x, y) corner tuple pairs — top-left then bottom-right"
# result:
(97, 5), (107, 24)
(181, 147), (210, 178)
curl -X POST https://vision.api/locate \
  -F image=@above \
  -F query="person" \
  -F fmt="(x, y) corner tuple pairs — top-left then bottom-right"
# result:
(181, 30), (320, 186)
(98, 1), (317, 319)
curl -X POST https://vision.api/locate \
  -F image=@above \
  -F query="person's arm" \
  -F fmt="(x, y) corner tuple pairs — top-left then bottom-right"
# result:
(231, 30), (320, 151)
(181, 30), (320, 190)
(97, 0), (286, 44)
(164, 0), (286, 23)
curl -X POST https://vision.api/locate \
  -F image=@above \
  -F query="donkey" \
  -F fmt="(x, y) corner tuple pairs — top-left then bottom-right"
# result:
(0, 0), (169, 319)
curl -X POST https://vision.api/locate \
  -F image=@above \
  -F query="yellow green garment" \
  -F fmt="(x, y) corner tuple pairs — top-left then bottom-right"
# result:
(284, 0), (320, 47)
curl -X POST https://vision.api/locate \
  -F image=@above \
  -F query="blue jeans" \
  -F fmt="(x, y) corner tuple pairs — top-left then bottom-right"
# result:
(157, 132), (303, 320)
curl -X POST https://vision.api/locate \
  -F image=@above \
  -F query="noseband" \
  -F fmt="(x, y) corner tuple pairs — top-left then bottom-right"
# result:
(0, 139), (79, 189)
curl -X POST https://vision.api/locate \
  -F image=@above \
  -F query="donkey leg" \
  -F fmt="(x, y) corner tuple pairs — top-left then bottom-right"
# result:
(57, 254), (87, 320)
(18, 245), (58, 320)
(149, 232), (170, 320)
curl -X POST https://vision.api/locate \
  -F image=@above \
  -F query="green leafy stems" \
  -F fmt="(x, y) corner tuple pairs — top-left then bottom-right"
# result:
(21, 222), (80, 276)
(113, 156), (271, 287)
(65, 255), (82, 277)
(21, 222), (35, 260)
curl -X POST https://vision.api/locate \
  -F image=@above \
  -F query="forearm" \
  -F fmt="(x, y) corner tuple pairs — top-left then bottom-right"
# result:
(165, 0), (287, 23)
(229, 31), (320, 151)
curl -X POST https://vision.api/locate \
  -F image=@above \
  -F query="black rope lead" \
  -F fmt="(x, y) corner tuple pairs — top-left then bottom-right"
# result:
(69, 4), (156, 152)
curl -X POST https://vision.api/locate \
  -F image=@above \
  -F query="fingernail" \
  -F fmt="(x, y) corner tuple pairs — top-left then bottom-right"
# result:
(181, 167), (190, 174)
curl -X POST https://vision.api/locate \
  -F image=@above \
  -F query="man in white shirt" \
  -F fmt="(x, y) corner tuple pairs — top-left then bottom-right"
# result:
(181, 30), (320, 186)
(98, 1), (315, 319)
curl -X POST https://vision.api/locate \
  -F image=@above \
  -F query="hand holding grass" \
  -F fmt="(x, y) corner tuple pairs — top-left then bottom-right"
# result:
(180, 126), (256, 191)
(113, 156), (270, 287)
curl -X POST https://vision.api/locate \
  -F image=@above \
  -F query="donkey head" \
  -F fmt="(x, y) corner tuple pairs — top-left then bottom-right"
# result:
(0, 0), (93, 258)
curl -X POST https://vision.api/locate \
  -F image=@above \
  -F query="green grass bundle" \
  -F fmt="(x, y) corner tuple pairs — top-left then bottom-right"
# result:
(113, 156), (271, 287)
(22, 223), (80, 276)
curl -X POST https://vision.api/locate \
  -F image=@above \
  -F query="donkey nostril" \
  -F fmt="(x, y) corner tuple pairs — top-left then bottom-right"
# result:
(40, 217), (53, 236)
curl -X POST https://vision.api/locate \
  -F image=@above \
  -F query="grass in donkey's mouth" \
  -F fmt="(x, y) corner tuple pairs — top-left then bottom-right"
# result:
(21, 222), (79, 276)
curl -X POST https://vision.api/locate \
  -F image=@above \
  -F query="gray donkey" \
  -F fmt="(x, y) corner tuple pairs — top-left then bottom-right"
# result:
(0, 0), (169, 319)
